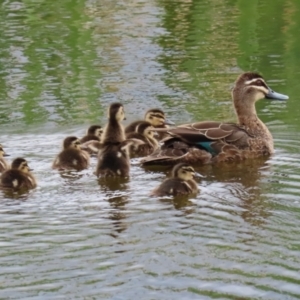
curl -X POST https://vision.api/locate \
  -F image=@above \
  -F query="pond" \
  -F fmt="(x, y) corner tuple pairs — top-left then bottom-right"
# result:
(1, 0), (300, 299)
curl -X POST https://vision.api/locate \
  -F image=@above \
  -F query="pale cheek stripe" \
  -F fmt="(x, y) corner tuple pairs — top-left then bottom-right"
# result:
(245, 78), (266, 85)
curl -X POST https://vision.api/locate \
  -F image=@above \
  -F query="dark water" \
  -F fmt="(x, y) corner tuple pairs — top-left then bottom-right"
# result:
(1, 0), (300, 299)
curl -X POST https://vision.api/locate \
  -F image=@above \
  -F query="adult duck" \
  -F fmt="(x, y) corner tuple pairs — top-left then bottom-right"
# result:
(142, 72), (288, 166)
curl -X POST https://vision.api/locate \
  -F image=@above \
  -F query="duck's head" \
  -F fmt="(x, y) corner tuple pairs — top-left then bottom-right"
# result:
(136, 121), (156, 139)
(0, 145), (8, 158)
(172, 163), (197, 181)
(108, 103), (126, 122)
(11, 158), (33, 173)
(87, 125), (103, 138)
(232, 72), (289, 105)
(63, 136), (81, 150)
(145, 109), (174, 127)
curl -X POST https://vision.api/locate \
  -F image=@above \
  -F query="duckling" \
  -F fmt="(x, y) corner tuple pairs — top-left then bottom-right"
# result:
(52, 136), (90, 171)
(80, 125), (103, 143)
(0, 144), (9, 173)
(0, 158), (37, 190)
(150, 163), (199, 197)
(80, 125), (103, 155)
(125, 108), (174, 140)
(126, 121), (159, 157)
(96, 102), (131, 177)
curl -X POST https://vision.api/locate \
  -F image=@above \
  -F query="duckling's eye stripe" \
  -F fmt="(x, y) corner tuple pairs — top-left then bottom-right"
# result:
(150, 114), (164, 118)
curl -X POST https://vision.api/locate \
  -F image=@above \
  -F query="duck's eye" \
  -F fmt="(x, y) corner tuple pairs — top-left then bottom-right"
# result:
(149, 116), (153, 119)
(256, 80), (264, 86)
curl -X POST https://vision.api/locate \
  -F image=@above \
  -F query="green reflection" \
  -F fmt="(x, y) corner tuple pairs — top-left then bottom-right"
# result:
(0, 0), (102, 128)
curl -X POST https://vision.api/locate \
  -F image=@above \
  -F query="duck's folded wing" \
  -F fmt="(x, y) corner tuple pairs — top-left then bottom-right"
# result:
(154, 121), (251, 147)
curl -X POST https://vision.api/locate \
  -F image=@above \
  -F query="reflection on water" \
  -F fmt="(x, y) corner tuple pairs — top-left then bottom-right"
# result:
(1, 0), (300, 299)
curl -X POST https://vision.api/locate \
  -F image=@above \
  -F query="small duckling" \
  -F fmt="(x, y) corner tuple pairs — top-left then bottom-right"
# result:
(80, 125), (103, 143)
(96, 139), (138, 177)
(0, 158), (36, 190)
(0, 144), (9, 173)
(126, 121), (159, 157)
(150, 163), (199, 197)
(52, 136), (90, 171)
(96, 102), (131, 177)
(80, 125), (103, 156)
(125, 108), (174, 140)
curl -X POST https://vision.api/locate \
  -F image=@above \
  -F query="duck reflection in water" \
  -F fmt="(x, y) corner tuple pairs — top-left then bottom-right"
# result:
(98, 176), (129, 236)
(203, 158), (272, 227)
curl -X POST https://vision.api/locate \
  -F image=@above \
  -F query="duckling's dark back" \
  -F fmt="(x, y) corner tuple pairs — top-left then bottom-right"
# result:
(54, 148), (89, 171)
(96, 144), (130, 177)
(151, 178), (192, 197)
(0, 169), (36, 190)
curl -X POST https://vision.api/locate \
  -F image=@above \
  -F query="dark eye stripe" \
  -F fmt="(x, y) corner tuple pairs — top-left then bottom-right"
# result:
(253, 79), (268, 89)
(150, 114), (164, 118)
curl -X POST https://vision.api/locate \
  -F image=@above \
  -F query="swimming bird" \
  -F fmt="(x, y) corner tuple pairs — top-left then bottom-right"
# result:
(126, 121), (159, 157)
(0, 144), (9, 173)
(80, 125), (103, 143)
(96, 103), (134, 177)
(125, 108), (174, 140)
(52, 136), (90, 171)
(80, 125), (103, 155)
(150, 163), (199, 196)
(142, 72), (288, 166)
(0, 158), (37, 190)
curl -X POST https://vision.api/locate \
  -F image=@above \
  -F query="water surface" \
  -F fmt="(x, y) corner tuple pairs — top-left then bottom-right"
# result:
(1, 0), (300, 299)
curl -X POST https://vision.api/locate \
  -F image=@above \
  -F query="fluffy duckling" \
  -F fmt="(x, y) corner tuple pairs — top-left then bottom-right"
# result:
(0, 158), (36, 190)
(125, 108), (174, 140)
(150, 163), (199, 197)
(80, 125), (103, 156)
(80, 125), (103, 143)
(96, 102), (132, 177)
(0, 144), (9, 173)
(126, 121), (159, 157)
(52, 136), (90, 171)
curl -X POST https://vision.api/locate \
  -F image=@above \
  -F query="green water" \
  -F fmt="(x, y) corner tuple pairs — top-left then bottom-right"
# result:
(1, 0), (300, 299)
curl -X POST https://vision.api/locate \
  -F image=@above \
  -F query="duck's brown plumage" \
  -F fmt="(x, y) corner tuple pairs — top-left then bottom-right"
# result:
(0, 158), (37, 190)
(151, 163), (199, 196)
(80, 125), (103, 143)
(96, 103), (132, 177)
(125, 108), (173, 141)
(126, 121), (159, 157)
(142, 72), (288, 166)
(0, 145), (9, 173)
(52, 136), (90, 171)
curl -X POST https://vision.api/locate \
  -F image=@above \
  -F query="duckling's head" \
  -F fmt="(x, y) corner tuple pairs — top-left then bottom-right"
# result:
(232, 72), (288, 105)
(63, 136), (81, 150)
(108, 103), (125, 122)
(136, 121), (156, 139)
(172, 163), (196, 181)
(11, 158), (32, 173)
(87, 125), (103, 138)
(144, 109), (174, 127)
(0, 144), (8, 158)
